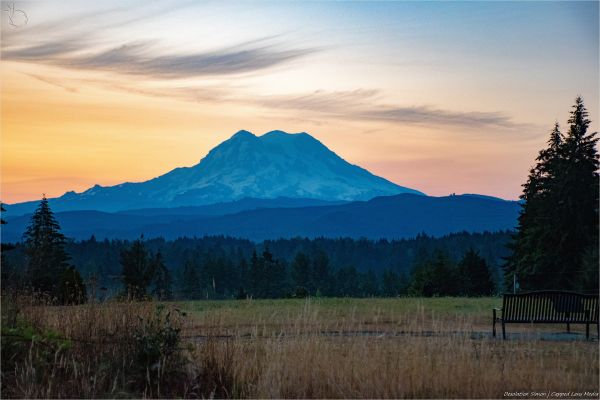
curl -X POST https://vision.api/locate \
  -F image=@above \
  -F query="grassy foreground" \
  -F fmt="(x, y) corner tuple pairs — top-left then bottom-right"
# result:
(2, 296), (598, 399)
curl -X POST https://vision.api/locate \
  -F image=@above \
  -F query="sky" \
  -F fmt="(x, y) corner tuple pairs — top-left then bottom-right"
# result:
(1, 0), (598, 203)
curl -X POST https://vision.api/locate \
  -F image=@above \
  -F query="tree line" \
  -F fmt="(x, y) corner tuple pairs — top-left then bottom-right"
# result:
(105, 237), (498, 300)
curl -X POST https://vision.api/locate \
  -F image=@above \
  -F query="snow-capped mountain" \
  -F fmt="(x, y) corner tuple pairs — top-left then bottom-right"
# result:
(8, 130), (423, 214)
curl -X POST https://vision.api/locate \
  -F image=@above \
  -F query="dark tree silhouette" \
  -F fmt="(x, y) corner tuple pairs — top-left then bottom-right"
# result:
(1, 202), (6, 225)
(23, 196), (70, 297)
(151, 251), (172, 300)
(409, 251), (457, 296)
(181, 258), (200, 299)
(58, 266), (87, 305)
(457, 249), (495, 296)
(312, 250), (331, 296)
(382, 269), (401, 297)
(120, 238), (154, 300)
(505, 97), (598, 291)
(291, 252), (311, 294)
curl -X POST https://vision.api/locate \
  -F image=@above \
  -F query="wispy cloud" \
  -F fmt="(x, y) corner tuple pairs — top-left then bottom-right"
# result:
(3, 37), (317, 79)
(362, 105), (516, 128)
(26, 73), (79, 93)
(1, 1), (318, 79)
(70, 40), (316, 78)
(257, 89), (523, 130)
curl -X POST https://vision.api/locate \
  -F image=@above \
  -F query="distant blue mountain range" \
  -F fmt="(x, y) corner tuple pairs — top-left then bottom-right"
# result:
(2, 194), (519, 242)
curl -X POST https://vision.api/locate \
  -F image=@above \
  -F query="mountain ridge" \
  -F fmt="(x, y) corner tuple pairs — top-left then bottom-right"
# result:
(2, 193), (519, 242)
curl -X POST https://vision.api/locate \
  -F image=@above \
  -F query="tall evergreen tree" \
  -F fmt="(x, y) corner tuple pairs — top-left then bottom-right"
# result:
(1, 202), (20, 292)
(334, 266), (361, 297)
(181, 259), (200, 299)
(151, 251), (172, 300)
(505, 97), (598, 291)
(360, 269), (379, 297)
(291, 252), (311, 293)
(248, 250), (262, 297)
(312, 250), (331, 296)
(120, 239), (154, 300)
(409, 251), (457, 296)
(23, 196), (70, 296)
(261, 249), (287, 298)
(237, 257), (249, 298)
(457, 249), (495, 296)
(1, 202), (6, 225)
(58, 266), (87, 305)
(382, 269), (401, 297)
(557, 97), (599, 290)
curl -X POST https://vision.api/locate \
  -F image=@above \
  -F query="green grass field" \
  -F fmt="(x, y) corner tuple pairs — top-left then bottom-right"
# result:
(180, 296), (598, 337)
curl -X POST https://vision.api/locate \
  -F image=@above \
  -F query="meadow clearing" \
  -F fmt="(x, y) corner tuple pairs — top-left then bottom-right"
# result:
(2, 296), (598, 399)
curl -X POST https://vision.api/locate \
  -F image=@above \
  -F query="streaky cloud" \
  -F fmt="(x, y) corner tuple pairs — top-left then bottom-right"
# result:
(65, 40), (317, 78)
(258, 89), (523, 130)
(3, 37), (317, 78)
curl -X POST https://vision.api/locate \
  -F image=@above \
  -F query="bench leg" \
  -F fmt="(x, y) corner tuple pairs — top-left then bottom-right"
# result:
(567, 322), (570, 333)
(493, 319), (496, 338)
(586, 323), (589, 339)
(502, 321), (506, 340)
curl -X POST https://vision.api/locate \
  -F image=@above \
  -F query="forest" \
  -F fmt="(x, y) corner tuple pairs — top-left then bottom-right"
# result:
(2, 229), (509, 300)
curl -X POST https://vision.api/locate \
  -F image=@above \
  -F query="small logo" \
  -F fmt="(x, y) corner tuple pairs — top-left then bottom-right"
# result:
(3, 2), (28, 28)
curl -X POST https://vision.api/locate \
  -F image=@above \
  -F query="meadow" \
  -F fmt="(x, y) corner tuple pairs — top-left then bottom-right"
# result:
(2, 296), (598, 399)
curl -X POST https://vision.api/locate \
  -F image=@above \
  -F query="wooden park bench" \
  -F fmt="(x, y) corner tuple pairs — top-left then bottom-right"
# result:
(493, 291), (599, 340)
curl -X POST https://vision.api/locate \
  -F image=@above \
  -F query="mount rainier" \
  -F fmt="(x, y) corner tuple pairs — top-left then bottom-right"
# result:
(8, 130), (423, 214)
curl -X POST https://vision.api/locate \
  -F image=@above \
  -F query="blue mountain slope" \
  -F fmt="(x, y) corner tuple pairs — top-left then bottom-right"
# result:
(2, 194), (519, 242)
(7, 130), (422, 215)
(116, 197), (347, 216)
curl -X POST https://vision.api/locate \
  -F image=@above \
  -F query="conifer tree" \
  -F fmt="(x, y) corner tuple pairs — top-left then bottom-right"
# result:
(557, 97), (599, 290)
(181, 259), (200, 299)
(382, 269), (401, 297)
(291, 252), (311, 293)
(334, 266), (361, 297)
(261, 248), (287, 298)
(248, 250), (261, 297)
(58, 266), (87, 305)
(506, 97), (598, 291)
(409, 251), (457, 296)
(457, 249), (495, 296)
(361, 269), (379, 297)
(1, 202), (6, 225)
(312, 250), (331, 296)
(120, 239), (154, 299)
(151, 251), (172, 300)
(23, 196), (70, 296)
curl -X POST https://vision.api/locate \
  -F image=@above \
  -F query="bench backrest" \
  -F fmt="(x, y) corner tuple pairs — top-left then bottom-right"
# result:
(502, 291), (599, 323)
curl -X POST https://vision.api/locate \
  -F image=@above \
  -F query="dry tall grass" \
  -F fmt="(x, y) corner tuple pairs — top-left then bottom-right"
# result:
(2, 296), (598, 399)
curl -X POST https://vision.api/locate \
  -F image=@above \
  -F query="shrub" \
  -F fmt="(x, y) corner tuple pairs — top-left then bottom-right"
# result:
(132, 304), (186, 396)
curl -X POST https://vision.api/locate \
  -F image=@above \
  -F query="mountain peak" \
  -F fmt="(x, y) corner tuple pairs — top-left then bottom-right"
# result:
(262, 129), (305, 137)
(231, 130), (256, 139)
